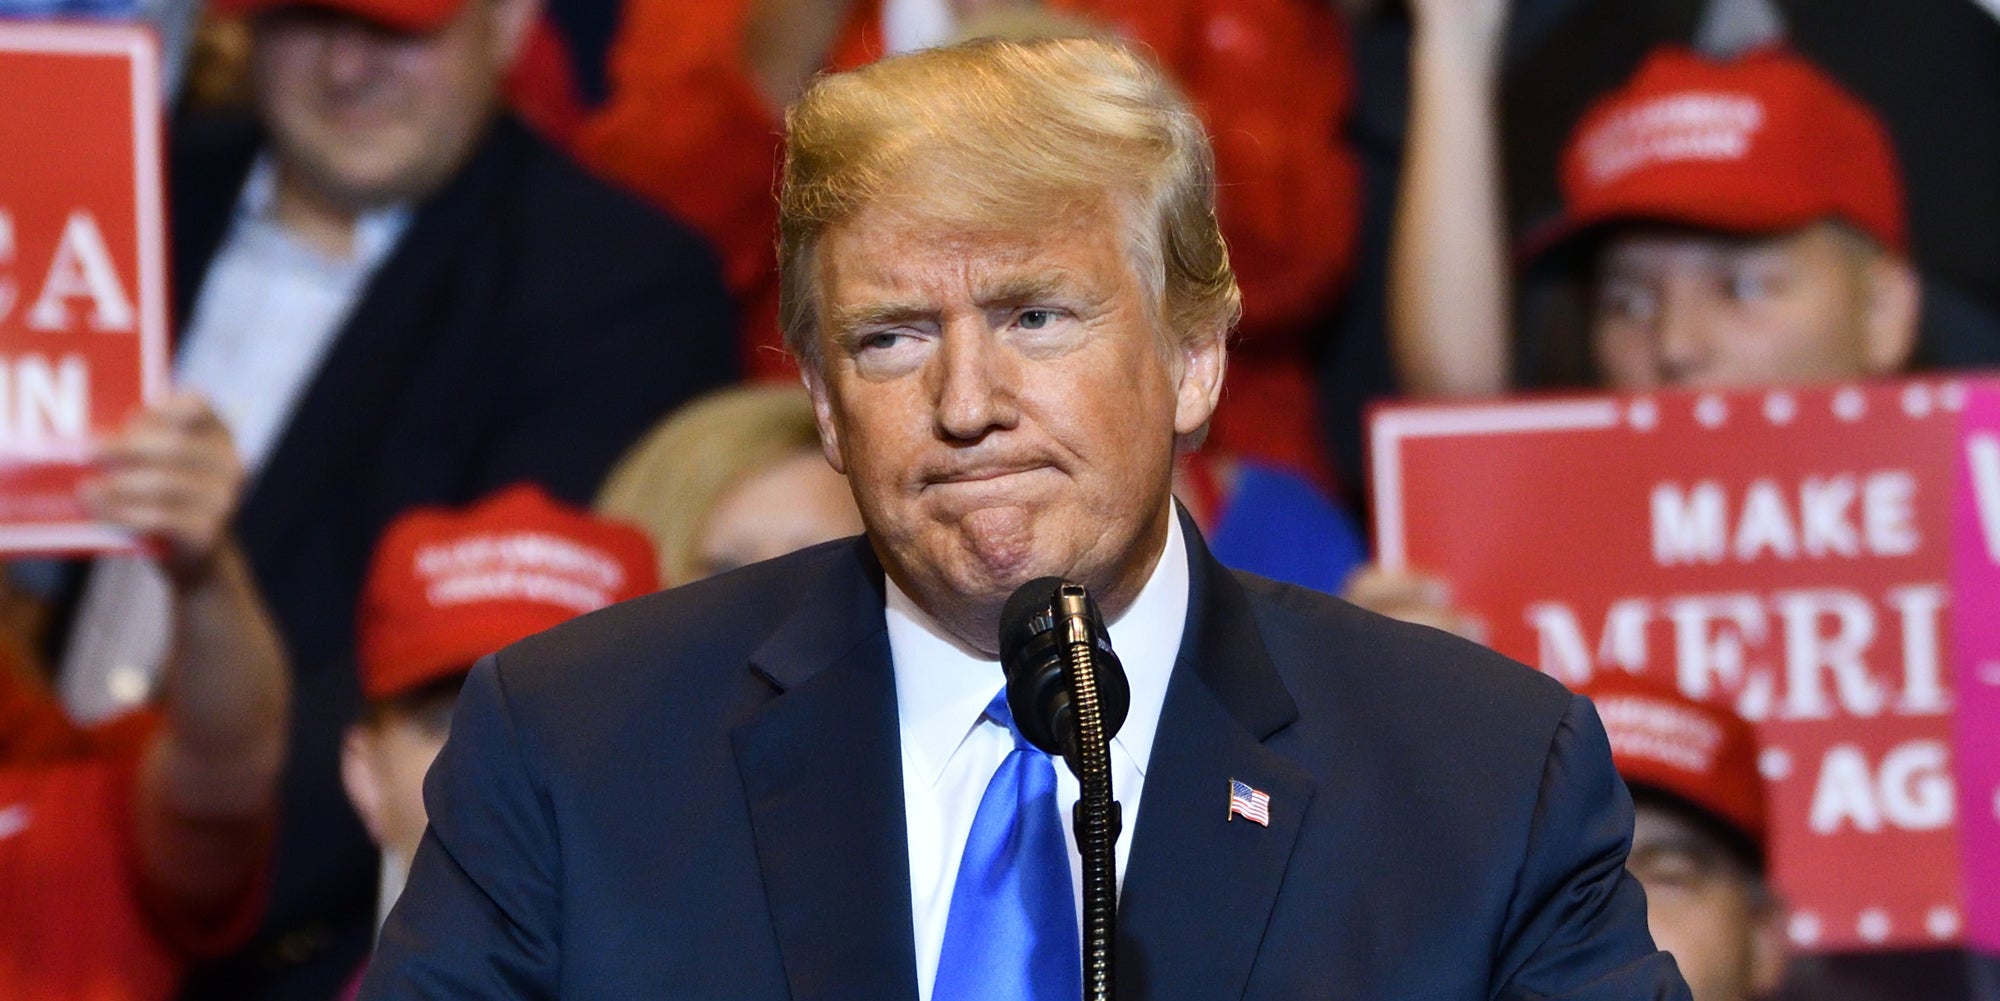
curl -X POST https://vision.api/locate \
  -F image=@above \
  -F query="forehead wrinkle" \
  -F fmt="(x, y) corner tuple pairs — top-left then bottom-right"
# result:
(973, 270), (1087, 311)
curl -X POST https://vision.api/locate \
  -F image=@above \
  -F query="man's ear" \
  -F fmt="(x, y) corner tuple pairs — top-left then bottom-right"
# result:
(1748, 888), (1790, 999)
(484, 0), (542, 71)
(1172, 325), (1228, 441)
(801, 366), (847, 474)
(1861, 255), (1921, 375)
(341, 725), (389, 847)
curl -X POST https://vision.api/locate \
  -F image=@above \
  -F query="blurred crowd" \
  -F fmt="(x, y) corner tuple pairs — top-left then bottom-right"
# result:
(1, 0), (1997, 999)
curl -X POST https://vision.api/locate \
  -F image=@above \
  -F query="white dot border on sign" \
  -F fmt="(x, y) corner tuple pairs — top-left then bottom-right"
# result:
(1788, 912), (1821, 947)
(1939, 381), (1968, 412)
(1926, 906), (1961, 941)
(1833, 386), (1867, 422)
(1857, 908), (1892, 944)
(1902, 384), (1935, 418)
(1628, 398), (1659, 432)
(1759, 747), (1793, 781)
(1695, 394), (1728, 429)
(1764, 391), (1797, 426)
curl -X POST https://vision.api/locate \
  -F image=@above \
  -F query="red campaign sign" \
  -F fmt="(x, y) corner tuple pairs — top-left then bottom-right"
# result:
(0, 22), (167, 553)
(1370, 377), (2000, 954)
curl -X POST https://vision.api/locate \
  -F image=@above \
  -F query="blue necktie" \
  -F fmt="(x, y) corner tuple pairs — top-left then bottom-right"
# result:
(932, 690), (1081, 1001)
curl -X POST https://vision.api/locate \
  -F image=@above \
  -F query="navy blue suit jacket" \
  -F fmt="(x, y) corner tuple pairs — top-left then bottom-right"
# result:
(361, 522), (1690, 1000)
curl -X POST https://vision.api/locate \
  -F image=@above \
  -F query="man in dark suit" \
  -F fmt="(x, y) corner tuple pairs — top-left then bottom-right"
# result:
(48, 0), (734, 995)
(362, 36), (1686, 1000)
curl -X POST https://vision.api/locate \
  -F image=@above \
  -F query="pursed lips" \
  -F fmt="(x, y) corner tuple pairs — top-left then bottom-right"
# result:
(922, 461), (1056, 489)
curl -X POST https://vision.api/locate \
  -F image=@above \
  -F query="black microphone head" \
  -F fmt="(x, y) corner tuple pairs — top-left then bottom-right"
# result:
(998, 576), (1131, 764)
(1000, 576), (1067, 669)
(1000, 577), (1069, 757)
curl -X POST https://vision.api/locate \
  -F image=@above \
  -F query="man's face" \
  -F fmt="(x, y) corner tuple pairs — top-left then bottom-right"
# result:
(342, 709), (450, 866)
(1627, 801), (1785, 1001)
(806, 197), (1224, 653)
(1590, 223), (1917, 390)
(250, 0), (526, 210)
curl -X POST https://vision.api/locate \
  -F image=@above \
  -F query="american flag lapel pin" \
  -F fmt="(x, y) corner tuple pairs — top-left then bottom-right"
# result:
(1227, 778), (1271, 827)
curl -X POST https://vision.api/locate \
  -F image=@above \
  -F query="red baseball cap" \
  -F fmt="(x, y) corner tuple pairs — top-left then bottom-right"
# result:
(1575, 673), (1767, 857)
(213, 0), (468, 34)
(358, 484), (659, 702)
(1531, 46), (1906, 261)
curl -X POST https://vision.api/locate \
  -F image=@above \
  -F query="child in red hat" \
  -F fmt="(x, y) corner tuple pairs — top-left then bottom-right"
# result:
(1574, 675), (1786, 1001)
(338, 484), (656, 995)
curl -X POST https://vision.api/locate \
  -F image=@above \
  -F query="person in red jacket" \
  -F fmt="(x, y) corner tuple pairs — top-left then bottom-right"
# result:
(576, 0), (1360, 480)
(0, 393), (289, 1001)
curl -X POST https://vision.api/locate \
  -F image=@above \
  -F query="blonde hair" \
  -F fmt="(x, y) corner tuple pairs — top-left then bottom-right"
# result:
(777, 35), (1241, 371)
(593, 385), (826, 586)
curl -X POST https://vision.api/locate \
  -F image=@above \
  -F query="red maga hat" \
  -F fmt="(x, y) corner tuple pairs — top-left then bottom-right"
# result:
(1574, 672), (1767, 855)
(1531, 46), (1906, 261)
(213, 0), (469, 34)
(358, 484), (659, 702)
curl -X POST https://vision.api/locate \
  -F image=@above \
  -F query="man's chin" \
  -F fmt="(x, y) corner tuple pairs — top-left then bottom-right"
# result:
(286, 135), (462, 208)
(954, 505), (1039, 582)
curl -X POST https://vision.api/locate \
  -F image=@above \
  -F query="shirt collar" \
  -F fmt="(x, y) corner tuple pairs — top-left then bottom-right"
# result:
(889, 511), (1190, 790)
(236, 154), (413, 265)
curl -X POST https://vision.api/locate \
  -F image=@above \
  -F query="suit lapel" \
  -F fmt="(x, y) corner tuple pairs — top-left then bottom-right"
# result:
(1118, 515), (1316, 1000)
(732, 540), (920, 1001)
(167, 117), (260, 329)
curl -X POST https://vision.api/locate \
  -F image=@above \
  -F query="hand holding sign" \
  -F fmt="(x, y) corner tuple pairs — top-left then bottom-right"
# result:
(81, 394), (244, 586)
(1341, 564), (1484, 641)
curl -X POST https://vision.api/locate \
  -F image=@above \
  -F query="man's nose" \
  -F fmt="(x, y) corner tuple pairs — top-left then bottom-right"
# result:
(931, 318), (1019, 442)
(1653, 283), (1718, 385)
(320, 23), (382, 90)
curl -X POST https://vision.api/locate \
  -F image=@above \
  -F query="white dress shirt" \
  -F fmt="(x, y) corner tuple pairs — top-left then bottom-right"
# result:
(175, 155), (411, 476)
(57, 158), (409, 723)
(892, 514), (1189, 1001)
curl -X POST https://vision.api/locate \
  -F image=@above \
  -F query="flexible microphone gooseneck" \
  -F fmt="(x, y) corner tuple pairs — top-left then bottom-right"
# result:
(1000, 577), (1128, 1001)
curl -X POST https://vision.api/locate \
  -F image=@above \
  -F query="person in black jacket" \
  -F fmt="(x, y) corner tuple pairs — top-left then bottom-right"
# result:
(50, 0), (734, 996)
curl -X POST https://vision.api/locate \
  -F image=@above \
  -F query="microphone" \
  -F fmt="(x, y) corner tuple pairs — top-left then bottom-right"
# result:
(999, 576), (1131, 769)
(1000, 576), (1128, 1001)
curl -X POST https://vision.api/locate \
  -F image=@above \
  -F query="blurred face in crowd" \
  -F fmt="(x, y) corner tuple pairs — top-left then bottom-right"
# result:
(1626, 799), (1785, 1001)
(250, 0), (536, 211)
(342, 688), (456, 906)
(805, 195), (1225, 652)
(694, 449), (865, 580)
(1590, 222), (1919, 390)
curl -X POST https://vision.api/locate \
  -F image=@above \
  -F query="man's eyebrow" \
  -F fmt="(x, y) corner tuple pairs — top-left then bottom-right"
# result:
(826, 272), (1093, 337)
(827, 301), (935, 337)
(975, 273), (1074, 310)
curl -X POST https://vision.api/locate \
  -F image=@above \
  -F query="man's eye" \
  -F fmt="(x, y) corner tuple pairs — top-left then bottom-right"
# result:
(1628, 846), (1725, 893)
(1597, 284), (1656, 324)
(1017, 309), (1057, 330)
(859, 330), (908, 351)
(1726, 268), (1780, 302)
